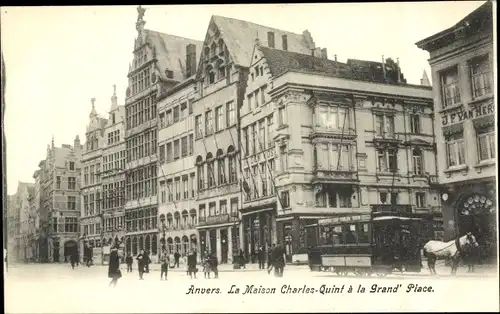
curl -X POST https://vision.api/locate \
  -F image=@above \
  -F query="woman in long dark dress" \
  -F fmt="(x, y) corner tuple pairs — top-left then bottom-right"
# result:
(108, 247), (122, 287)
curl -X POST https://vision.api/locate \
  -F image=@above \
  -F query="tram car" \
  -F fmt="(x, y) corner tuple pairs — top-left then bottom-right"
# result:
(307, 213), (432, 276)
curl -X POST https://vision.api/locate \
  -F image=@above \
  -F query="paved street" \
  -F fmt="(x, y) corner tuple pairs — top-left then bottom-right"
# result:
(4, 263), (499, 313)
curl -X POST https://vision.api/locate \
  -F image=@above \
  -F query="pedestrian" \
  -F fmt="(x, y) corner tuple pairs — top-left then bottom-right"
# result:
(210, 252), (219, 279)
(258, 246), (266, 269)
(108, 246), (122, 287)
(183, 254), (189, 275)
(203, 251), (211, 279)
(70, 251), (78, 270)
(125, 254), (133, 272)
(238, 249), (246, 269)
(160, 250), (169, 280)
(267, 244), (275, 274)
(144, 250), (151, 273)
(174, 251), (181, 268)
(272, 242), (286, 277)
(136, 249), (146, 280)
(187, 249), (198, 279)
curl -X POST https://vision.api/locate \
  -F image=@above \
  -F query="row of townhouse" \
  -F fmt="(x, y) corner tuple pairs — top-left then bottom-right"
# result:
(118, 8), (443, 264)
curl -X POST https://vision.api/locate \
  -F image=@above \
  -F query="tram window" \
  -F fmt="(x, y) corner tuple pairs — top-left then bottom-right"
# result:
(332, 226), (343, 245)
(319, 227), (333, 246)
(358, 223), (369, 244)
(345, 224), (358, 244)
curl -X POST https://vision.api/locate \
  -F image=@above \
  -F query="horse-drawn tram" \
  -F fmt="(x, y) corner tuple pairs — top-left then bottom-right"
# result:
(307, 212), (432, 276)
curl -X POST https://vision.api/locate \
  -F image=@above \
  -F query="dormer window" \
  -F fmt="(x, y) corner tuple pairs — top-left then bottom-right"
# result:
(204, 47), (210, 61)
(218, 39), (225, 56)
(166, 70), (174, 79)
(282, 35), (288, 51)
(267, 32), (275, 48)
(211, 42), (217, 58)
(218, 66), (226, 80)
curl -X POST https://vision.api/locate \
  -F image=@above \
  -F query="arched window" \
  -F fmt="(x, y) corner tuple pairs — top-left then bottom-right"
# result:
(174, 212), (181, 229)
(132, 237), (138, 255)
(182, 210), (189, 228)
(145, 235), (151, 252)
(108, 238), (113, 246)
(204, 47), (210, 61)
(210, 42), (217, 57)
(166, 213), (173, 229)
(167, 237), (174, 254)
(217, 149), (226, 185)
(189, 208), (197, 226)
(206, 152), (215, 188)
(190, 234), (198, 251)
(227, 146), (237, 183)
(196, 156), (204, 190)
(126, 237), (131, 255)
(182, 236), (189, 255)
(218, 38), (225, 56)
(174, 237), (181, 254)
(139, 235), (144, 251)
(152, 234), (158, 255)
(206, 65), (215, 85)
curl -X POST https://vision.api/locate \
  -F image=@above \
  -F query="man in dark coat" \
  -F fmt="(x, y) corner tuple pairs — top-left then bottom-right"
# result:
(108, 246), (122, 287)
(70, 251), (78, 269)
(174, 251), (181, 268)
(125, 254), (133, 272)
(272, 242), (286, 277)
(144, 250), (151, 273)
(160, 250), (169, 280)
(187, 249), (198, 279)
(136, 249), (146, 280)
(258, 246), (266, 269)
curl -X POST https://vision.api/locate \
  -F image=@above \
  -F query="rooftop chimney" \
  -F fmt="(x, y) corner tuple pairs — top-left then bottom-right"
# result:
(334, 54), (337, 62)
(302, 30), (316, 50)
(382, 55), (386, 79)
(321, 48), (328, 59)
(186, 44), (197, 78)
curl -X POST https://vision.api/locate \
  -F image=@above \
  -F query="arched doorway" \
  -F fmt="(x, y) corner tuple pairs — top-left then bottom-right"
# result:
(167, 237), (173, 254)
(457, 193), (496, 263)
(132, 237), (138, 255)
(126, 238), (131, 255)
(190, 234), (198, 252)
(63, 240), (78, 259)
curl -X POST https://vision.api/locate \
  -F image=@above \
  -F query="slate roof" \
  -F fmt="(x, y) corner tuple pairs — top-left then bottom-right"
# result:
(415, 1), (492, 51)
(211, 15), (313, 67)
(258, 46), (408, 85)
(145, 29), (203, 81)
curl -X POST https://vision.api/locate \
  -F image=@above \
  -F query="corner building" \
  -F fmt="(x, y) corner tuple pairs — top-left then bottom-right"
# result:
(416, 2), (496, 263)
(124, 10), (201, 259)
(254, 46), (440, 263)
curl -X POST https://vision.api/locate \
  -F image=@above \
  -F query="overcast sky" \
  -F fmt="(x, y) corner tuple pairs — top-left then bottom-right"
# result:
(1, 2), (486, 194)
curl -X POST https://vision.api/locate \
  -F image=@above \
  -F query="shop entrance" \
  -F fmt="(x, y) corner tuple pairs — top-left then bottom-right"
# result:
(457, 193), (496, 263)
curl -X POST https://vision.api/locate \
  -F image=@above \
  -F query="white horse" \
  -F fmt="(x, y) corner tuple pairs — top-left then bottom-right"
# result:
(423, 232), (479, 275)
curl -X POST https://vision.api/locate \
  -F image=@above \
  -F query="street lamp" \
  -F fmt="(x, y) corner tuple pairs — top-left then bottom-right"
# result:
(159, 214), (167, 253)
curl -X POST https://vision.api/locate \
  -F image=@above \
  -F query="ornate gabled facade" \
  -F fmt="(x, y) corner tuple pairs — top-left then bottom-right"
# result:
(36, 136), (83, 263)
(416, 1), (496, 263)
(123, 6), (202, 260)
(80, 98), (107, 264)
(101, 86), (126, 257)
(193, 16), (319, 263)
(243, 43), (441, 263)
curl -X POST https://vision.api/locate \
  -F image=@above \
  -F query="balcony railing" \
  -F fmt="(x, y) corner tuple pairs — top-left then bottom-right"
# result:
(197, 213), (239, 226)
(313, 169), (358, 183)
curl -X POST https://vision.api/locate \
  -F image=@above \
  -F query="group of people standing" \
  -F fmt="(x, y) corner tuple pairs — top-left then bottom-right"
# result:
(258, 243), (287, 277)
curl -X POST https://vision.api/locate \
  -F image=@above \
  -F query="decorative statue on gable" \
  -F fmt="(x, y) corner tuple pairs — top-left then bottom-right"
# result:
(137, 5), (146, 22)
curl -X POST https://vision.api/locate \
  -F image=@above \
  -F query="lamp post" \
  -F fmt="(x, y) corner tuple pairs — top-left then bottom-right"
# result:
(159, 215), (167, 256)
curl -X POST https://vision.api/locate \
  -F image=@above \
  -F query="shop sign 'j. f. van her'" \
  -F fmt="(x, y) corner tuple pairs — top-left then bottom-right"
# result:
(441, 102), (494, 126)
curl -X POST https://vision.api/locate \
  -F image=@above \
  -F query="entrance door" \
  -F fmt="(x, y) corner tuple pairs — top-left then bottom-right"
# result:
(220, 229), (228, 264)
(209, 229), (217, 255)
(52, 241), (60, 263)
